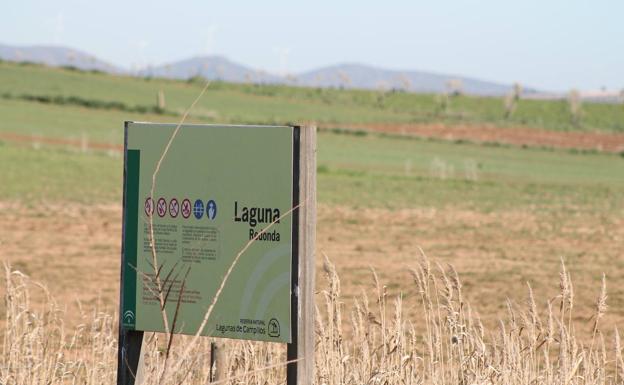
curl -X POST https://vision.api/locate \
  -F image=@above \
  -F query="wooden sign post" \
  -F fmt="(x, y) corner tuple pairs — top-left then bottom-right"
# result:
(287, 125), (316, 385)
(117, 124), (316, 385)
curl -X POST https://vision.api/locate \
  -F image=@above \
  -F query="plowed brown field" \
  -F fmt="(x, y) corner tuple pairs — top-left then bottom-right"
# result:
(328, 123), (624, 152)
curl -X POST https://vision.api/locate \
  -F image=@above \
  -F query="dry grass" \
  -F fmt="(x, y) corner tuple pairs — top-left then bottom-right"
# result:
(2, 202), (623, 340)
(2, 250), (622, 384)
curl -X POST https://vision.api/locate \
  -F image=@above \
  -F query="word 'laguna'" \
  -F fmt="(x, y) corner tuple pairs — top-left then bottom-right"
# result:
(234, 201), (281, 227)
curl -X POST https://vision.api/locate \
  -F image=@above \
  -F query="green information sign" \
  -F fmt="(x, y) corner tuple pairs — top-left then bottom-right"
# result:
(121, 122), (297, 343)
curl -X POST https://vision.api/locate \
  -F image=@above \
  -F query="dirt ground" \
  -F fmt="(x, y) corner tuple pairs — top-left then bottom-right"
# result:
(1, 201), (622, 339)
(329, 123), (624, 153)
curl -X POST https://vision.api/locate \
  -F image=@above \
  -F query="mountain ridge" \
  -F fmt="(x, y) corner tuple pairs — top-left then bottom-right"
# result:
(0, 43), (123, 73)
(0, 43), (530, 96)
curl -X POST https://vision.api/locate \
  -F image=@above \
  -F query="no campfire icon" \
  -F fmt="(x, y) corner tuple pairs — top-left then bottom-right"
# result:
(144, 197), (154, 217)
(169, 198), (179, 218)
(157, 198), (167, 217)
(181, 199), (192, 219)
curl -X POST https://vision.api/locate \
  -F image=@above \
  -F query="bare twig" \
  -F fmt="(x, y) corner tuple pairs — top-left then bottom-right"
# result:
(147, 79), (212, 335)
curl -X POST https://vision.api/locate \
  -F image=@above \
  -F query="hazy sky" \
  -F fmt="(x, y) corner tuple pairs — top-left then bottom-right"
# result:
(3, 0), (623, 91)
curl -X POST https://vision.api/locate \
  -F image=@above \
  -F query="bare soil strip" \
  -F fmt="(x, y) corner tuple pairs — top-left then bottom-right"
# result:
(4, 123), (624, 154)
(326, 123), (624, 152)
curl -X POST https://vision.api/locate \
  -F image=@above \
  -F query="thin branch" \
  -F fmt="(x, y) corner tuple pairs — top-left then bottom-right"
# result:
(144, 80), (212, 337)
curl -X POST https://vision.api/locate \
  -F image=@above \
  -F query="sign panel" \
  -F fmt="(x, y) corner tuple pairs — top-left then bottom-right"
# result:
(121, 122), (297, 343)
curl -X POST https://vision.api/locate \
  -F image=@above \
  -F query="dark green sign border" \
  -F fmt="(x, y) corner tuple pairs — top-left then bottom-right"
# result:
(120, 120), (140, 330)
(121, 148), (139, 329)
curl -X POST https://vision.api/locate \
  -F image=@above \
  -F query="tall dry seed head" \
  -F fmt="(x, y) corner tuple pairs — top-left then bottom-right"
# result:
(5, 255), (624, 384)
(439, 262), (455, 306)
(321, 253), (343, 350)
(546, 300), (555, 343)
(593, 273), (608, 336)
(526, 282), (542, 338)
(615, 328), (624, 382)
(449, 264), (463, 308)
(559, 258), (571, 313)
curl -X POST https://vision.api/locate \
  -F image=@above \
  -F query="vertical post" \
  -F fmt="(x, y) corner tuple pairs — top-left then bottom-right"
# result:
(157, 90), (166, 111)
(117, 330), (145, 385)
(287, 125), (316, 385)
(210, 341), (227, 382)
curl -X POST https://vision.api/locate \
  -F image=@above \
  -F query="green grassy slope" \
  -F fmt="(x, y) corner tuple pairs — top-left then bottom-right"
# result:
(317, 132), (623, 211)
(2, 131), (622, 215)
(2, 62), (623, 133)
(0, 61), (623, 214)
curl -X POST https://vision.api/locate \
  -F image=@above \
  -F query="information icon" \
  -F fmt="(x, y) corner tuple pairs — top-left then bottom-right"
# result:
(206, 200), (217, 220)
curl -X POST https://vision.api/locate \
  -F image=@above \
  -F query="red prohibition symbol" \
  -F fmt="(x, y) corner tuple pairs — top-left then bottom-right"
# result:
(169, 198), (179, 218)
(157, 198), (167, 217)
(144, 197), (154, 217)
(181, 199), (192, 219)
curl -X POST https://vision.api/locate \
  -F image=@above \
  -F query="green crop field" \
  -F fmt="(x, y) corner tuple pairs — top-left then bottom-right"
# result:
(0, 61), (623, 210)
(2, 61), (624, 133)
(1, 121), (622, 214)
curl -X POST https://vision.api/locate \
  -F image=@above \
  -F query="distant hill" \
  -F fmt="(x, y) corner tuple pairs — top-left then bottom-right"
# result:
(295, 64), (531, 96)
(0, 43), (122, 73)
(0, 43), (535, 96)
(137, 56), (282, 84)
(141, 59), (523, 96)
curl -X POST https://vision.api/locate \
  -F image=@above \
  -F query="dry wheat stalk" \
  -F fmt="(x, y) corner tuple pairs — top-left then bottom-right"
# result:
(2, 253), (623, 384)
